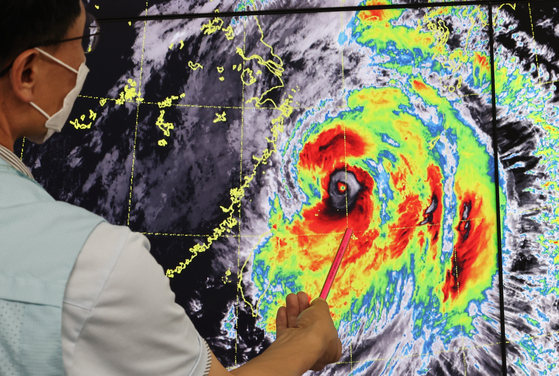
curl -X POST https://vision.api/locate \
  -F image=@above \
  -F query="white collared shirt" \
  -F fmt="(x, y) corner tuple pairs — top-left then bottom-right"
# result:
(0, 144), (33, 180)
(0, 144), (211, 376)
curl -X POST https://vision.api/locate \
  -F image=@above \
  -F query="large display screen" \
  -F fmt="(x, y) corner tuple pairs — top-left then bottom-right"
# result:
(15, 1), (559, 374)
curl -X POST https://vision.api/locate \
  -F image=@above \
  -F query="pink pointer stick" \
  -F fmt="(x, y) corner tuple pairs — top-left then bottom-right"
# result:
(320, 228), (353, 300)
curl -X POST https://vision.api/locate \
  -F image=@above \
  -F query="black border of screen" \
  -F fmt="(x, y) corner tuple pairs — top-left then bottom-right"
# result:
(96, 0), (552, 22)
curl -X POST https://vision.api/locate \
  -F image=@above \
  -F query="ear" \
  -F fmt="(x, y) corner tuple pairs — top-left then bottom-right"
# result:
(9, 49), (41, 103)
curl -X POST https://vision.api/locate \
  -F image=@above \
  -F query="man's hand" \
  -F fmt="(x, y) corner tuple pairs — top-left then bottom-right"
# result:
(217, 291), (342, 376)
(276, 292), (342, 371)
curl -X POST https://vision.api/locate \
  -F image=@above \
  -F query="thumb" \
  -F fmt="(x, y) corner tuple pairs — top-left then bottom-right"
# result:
(310, 297), (329, 308)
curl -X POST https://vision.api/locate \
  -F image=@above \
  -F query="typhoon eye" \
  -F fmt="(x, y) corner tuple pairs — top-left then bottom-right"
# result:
(328, 170), (361, 211)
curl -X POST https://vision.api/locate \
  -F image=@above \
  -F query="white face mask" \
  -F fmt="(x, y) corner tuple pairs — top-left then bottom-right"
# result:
(27, 48), (89, 144)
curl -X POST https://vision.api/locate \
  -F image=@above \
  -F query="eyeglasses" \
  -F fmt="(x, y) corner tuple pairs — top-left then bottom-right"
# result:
(0, 12), (101, 78)
(66, 12), (101, 54)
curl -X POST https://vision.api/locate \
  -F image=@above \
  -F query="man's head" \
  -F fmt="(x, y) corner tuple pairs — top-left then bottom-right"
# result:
(0, 0), (86, 150)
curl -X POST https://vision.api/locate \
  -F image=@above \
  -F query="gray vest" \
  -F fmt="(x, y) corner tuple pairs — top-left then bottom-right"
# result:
(0, 159), (104, 375)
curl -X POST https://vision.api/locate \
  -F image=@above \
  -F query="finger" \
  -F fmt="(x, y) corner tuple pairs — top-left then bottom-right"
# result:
(297, 291), (310, 313)
(276, 306), (287, 336)
(286, 293), (300, 328)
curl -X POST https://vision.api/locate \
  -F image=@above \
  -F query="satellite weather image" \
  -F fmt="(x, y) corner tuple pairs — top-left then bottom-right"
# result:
(15, 0), (559, 375)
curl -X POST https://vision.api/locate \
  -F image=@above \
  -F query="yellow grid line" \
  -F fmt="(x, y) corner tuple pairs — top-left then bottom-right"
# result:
(390, 217), (485, 231)
(340, 12), (346, 103)
(126, 3), (149, 226)
(141, 218), (486, 238)
(459, 248), (467, 376)
(337, 330), (559, 366)
(77, 94), (312, 111)
(522, 205), (552, 214)
(337, 339), (497, 366)
(141, 232), (257, 238)
(456, 207), (466, 374)
(514, 329), (559, 342)
(341, 7), (349, 229)
(458, 93), (483, 98)
(537, 79), (559, 86)
(235, 18), (248, 367)
(528, 3), (541, 85)
(19, 138), (25, 161)
(340, 9), (354, 362)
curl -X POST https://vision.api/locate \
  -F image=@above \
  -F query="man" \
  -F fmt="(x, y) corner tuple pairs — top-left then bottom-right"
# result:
(0, 1), (342, 375)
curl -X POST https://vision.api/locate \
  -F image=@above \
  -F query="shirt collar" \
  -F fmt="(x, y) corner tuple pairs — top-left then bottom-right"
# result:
(0, 144), (34, 180)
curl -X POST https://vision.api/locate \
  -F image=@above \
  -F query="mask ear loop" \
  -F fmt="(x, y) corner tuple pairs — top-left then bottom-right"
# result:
(29, 102), (52, 120)
(35, 48), (79, 74)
